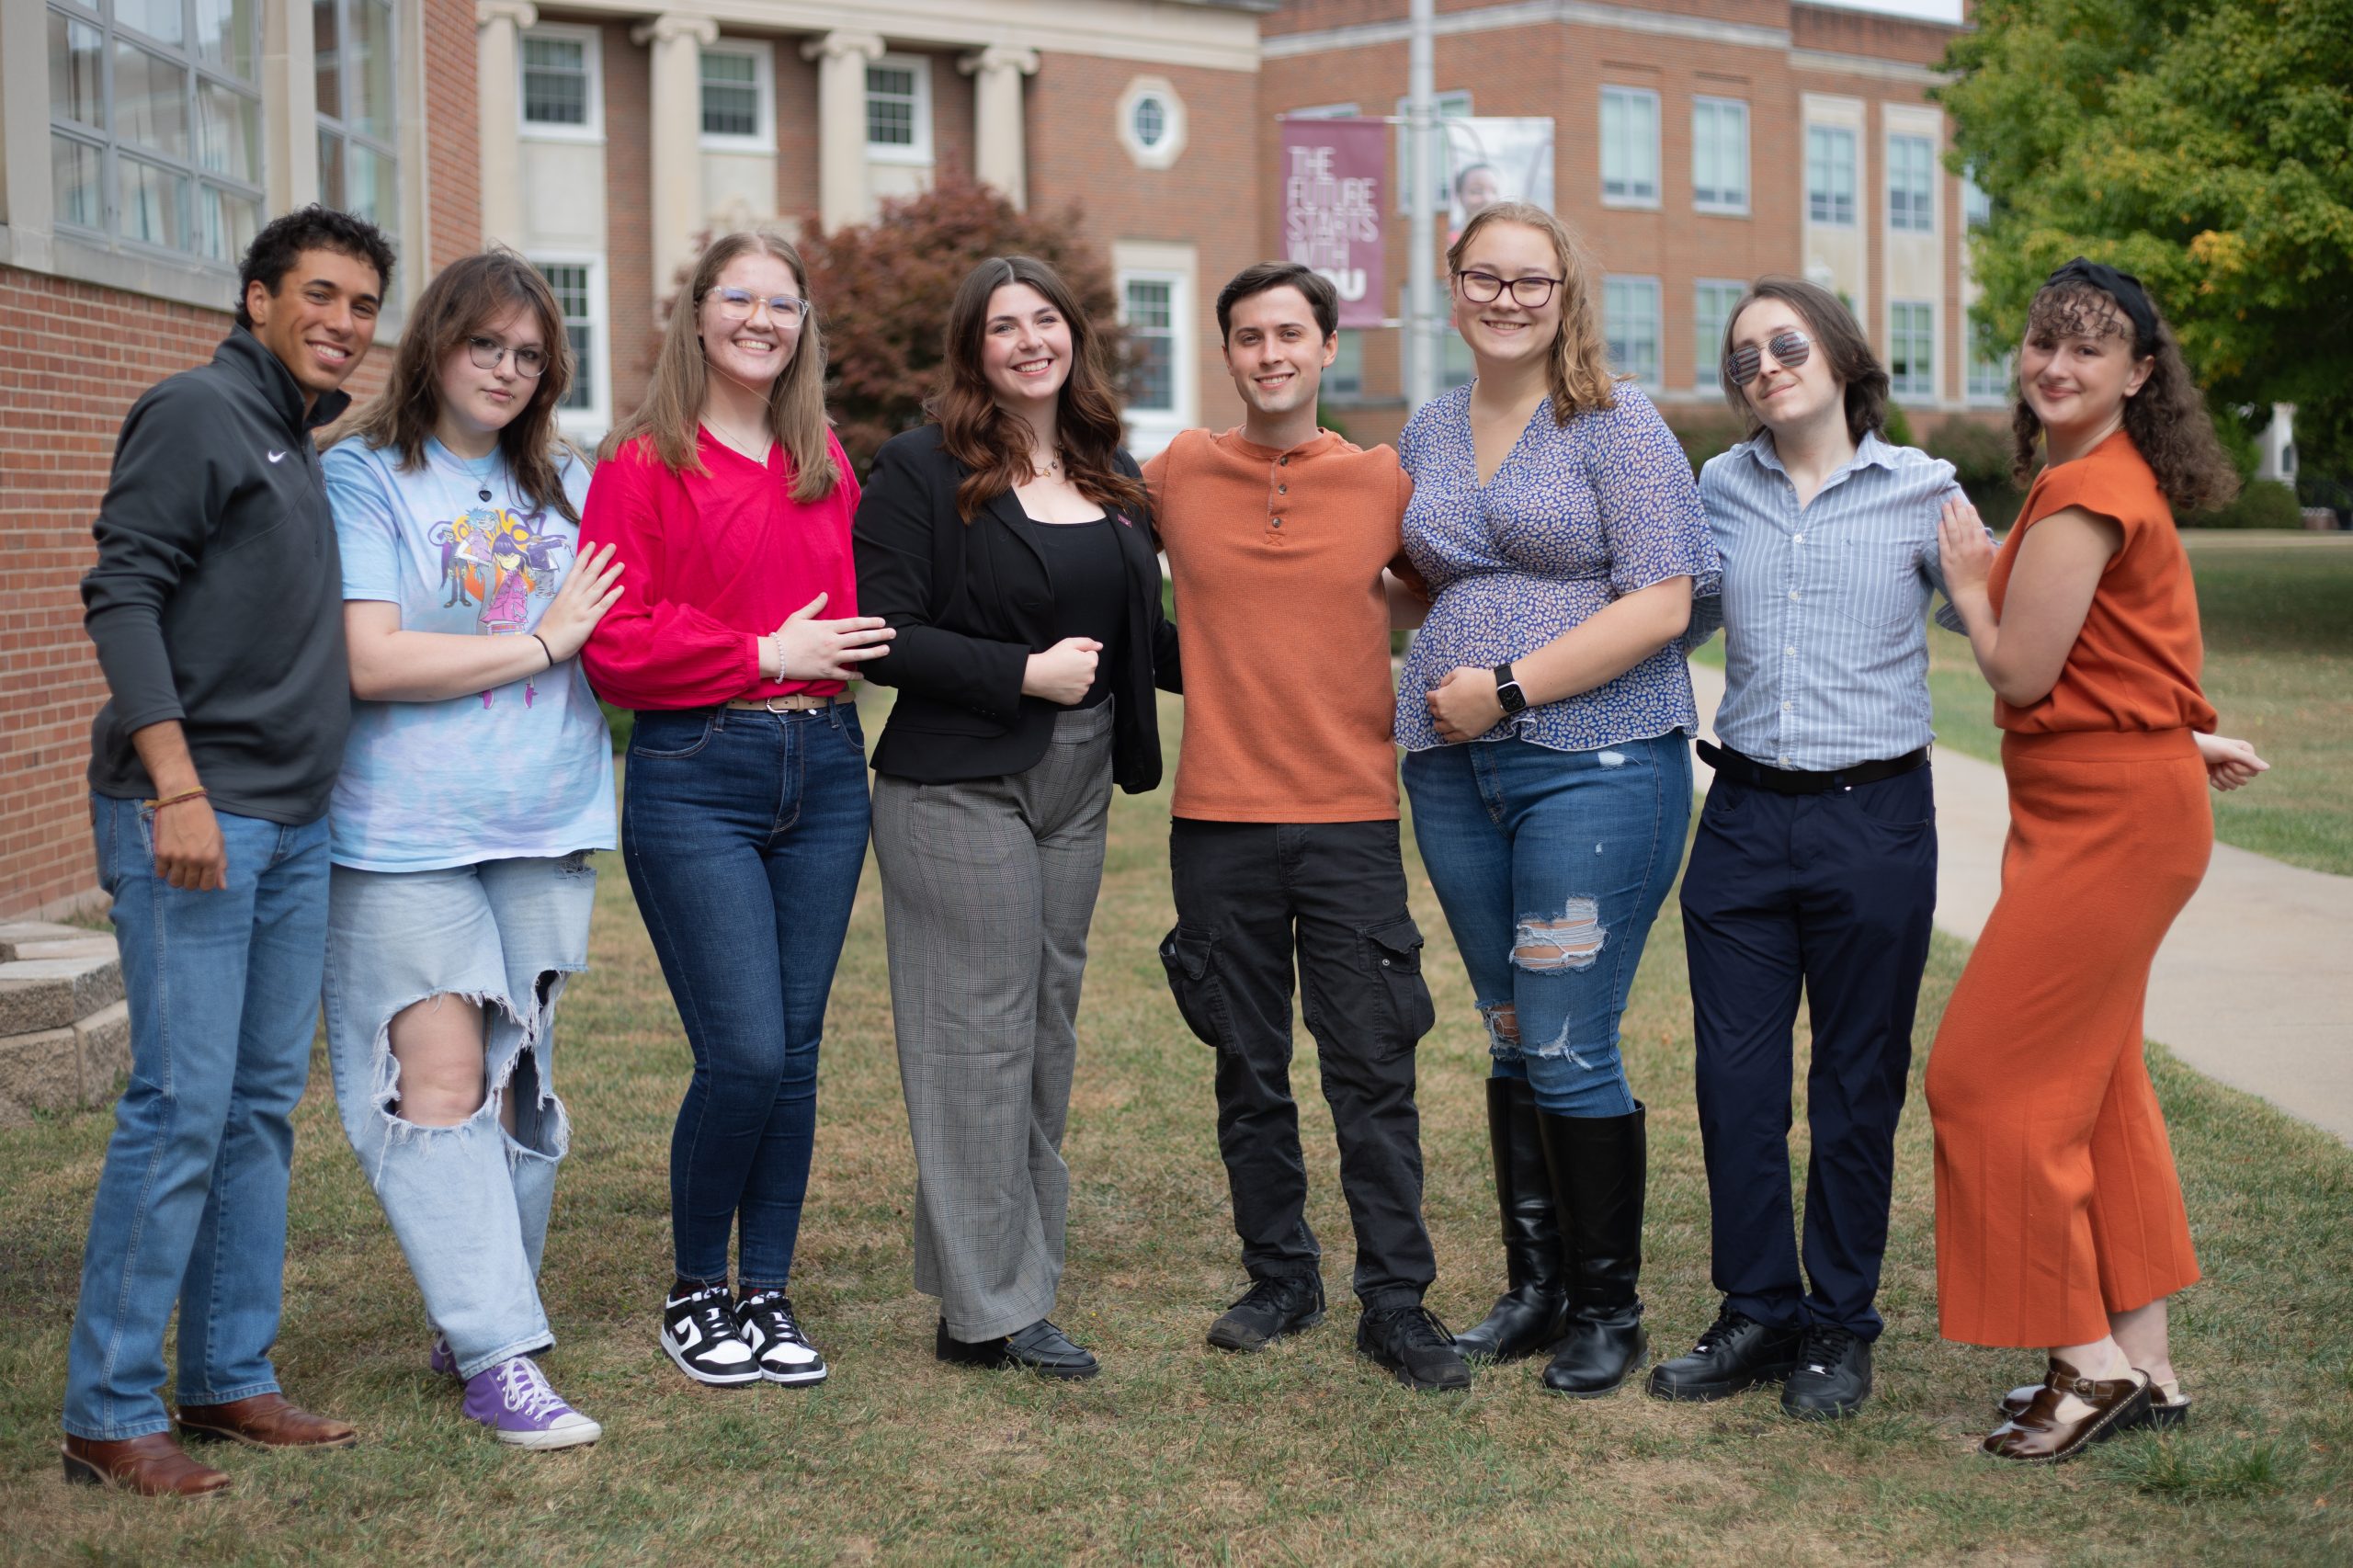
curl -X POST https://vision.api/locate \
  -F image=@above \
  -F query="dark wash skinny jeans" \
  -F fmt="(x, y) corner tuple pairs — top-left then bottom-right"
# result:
(622, 702), (870, 1290)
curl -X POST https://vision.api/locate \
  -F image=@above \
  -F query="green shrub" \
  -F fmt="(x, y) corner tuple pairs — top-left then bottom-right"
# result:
(1883, 403), (1916, 449)
(1925, 418), (2014, 492)
(2187, 478), (2302, 529)
(1663, 408), (1748, 476)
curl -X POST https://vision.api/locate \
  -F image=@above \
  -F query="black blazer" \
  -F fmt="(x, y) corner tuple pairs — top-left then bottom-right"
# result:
(853, 423), (1181, 790)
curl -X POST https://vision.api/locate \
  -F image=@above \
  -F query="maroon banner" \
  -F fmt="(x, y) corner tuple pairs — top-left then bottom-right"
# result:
(1280, 118), (1386, 329)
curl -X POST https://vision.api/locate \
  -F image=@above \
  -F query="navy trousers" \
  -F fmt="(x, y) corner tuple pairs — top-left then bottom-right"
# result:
(1677, 763), (1937, 1340)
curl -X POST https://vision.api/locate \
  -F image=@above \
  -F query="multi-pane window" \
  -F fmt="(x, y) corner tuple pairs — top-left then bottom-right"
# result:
(1806, 125), (1857, 226)
(1604, 275), (1663, 388)
(1890, 301), (1934, 397)
(1599, 86), (1660, 206)
(1694, 278), (1745, 383)
(1961, 170), (1992, 230)
(46, 0), (266, 263)
(1328, 330), (1363, 401)
(1123, 277), (1176, 414)
(1968, 349), (2011, 403)
(699, 50), (759, 139)
(315, 0), (397, 234)
(865, 58), (929, 158)
(535, 261), (597, 414)
(520, 31), (592, 129)
(1888, 133), (1934, 233)
(1691, 97), (1748, 214)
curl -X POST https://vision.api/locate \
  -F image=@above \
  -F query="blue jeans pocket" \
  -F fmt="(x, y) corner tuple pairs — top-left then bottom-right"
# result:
(630, 710), (718, 760)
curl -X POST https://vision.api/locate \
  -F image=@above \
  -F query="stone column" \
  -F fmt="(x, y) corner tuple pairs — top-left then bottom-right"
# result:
(473, 0), (536, 247)
(633, 12), (719, 301)
(800, 30), (885, 232)
(959, 45), (1038, 210)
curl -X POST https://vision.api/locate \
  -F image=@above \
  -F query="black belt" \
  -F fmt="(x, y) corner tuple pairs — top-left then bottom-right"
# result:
(1696, 739), (1927, 795)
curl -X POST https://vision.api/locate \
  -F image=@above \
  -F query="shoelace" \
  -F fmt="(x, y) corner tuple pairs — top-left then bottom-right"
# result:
(677, 1285), (741, 1346)
(742, 1291), (809, 1346)
(494, 1358), (568, 1422)
(1796, 1323), (1858, 1376)
(1693, 1308), (1759, 1354)
(1228, 1278), (1307, 1314)
(1384, 1305), (1456, 1350)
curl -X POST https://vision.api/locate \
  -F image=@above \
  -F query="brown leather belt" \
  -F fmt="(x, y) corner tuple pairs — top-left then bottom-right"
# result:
(723, 692), (850, 711)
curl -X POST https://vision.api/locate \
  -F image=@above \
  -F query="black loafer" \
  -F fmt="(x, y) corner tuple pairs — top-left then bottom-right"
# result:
(1780, 1324), (1871, 1420)
(936, 1317), (1100, 1381)
(1646, 1308), (1803, 1402)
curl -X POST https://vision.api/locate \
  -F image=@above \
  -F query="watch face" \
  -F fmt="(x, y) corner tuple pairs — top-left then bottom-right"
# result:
(1498, 682), (1528, 713)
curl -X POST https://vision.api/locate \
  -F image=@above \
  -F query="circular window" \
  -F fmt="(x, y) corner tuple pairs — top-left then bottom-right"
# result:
(1131, 95), (1168, 151)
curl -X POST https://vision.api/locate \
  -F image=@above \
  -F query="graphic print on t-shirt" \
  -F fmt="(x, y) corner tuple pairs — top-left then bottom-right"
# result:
(431, 504), (574, 707)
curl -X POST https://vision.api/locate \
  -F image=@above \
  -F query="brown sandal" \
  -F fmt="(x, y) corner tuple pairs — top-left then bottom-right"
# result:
(1980, 1358), (2152, 1464)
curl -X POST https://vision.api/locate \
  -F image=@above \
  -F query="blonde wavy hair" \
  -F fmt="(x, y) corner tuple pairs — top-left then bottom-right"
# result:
(600, 228), (837, 504)
(1445, 202), (1619, 424)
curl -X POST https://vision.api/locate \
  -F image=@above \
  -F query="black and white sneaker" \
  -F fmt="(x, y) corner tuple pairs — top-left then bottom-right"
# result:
(660, 1282), (763, 1386)
(737, 1290), (827, 1385)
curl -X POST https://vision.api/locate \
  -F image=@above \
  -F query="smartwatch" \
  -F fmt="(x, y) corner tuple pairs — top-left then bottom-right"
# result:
(1493, 662), (1529, 714)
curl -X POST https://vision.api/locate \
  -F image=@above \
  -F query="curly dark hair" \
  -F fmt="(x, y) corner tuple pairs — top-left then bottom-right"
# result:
(2009, 279), (2239, 515)
(235, 204), (398, 328)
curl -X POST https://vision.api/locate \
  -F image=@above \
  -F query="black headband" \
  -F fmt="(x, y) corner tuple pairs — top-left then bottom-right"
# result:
(2041, 257), (2158, 355)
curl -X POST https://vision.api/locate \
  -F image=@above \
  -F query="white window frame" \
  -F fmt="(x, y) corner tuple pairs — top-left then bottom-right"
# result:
(698, 37), (773, 152)
(864, 52), (932, 165)
(529, 251), (612, 443)
(1887, 131), (1935, 234)
(1115, 244), (1196, 456)
(1889, 299), (1935, 399)
(1691, 96), (1749, 216)
(1961, 168), (1992, 231)
(1604, 274), (1663, 390)
(315, 0), (402, 246)
(1599, 85), (1661, 210)
(1116, 75), (1187, 172)
(1694, 278), (1745, 385)
(1967, 347), (2011, 406)
(517, 22), (603, 142)
(1806, 123), (1856, 227)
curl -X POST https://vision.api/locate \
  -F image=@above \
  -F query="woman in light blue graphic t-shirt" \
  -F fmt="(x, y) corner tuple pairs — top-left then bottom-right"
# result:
(318, 251), (623, 1452)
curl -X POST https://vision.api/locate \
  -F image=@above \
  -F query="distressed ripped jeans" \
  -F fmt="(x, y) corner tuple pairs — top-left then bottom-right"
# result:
(322, 854), (595, 1379)
(1404, 732), (1691, 1117)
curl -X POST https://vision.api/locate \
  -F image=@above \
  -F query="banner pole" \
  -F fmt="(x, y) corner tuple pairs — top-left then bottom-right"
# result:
(1405, 0), (1437, 415)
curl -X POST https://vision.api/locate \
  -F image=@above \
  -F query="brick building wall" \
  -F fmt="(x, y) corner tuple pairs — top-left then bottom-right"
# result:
(0, 0), (478, 919)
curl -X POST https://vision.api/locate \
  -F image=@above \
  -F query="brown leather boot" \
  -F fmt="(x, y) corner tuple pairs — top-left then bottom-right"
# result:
(1981, 1358), (2152, 1463)
(61, 1433), (232, 1496)
(176, 1392), (358, 1449)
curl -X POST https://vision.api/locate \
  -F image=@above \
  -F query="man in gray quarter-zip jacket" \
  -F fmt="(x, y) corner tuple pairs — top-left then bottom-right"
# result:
(60, 207), (395, 1500)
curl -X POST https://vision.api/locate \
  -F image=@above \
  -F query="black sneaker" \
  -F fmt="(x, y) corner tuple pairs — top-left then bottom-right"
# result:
(736, 1290), (827, 1386)
(1646, 1308), (1804, 1403)
(660, 1282), (763, 1386)
(1781, 1323), (1871, 1420)
(935, 1317), (1100, 1381)
(1356, 1305), (1472, 1392)
(1208, 1276), (1326, 1353)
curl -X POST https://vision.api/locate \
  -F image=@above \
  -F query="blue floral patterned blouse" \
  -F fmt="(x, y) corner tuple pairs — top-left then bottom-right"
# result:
(1395, 381), (1719, 753)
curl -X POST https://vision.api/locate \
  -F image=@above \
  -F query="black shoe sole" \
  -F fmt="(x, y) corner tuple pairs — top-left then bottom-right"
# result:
(937, 1331), (1099, 1380)
(1358, 1347), (1472, 1392)
(1645, 1361), (1797, 1403)
(1780, 1387), (1869, 1421)
(1208, 1308), (1324, 1353)
(1544, 1350), (1648, 1398)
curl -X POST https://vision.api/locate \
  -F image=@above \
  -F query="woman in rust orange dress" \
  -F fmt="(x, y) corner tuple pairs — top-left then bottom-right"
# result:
(1927, 259), (2267, 1465)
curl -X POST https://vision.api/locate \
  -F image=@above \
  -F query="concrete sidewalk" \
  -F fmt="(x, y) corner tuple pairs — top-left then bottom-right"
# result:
(1688, 661), (2353, 1146)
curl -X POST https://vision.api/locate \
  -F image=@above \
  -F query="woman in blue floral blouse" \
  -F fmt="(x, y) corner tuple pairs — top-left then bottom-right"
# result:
(1399, 202), (1717, 1397)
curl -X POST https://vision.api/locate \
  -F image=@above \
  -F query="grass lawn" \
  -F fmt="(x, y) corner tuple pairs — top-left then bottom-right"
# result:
(3, 694), (2350, 1564)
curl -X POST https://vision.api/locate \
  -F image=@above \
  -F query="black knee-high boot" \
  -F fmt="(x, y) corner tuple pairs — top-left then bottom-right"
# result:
(1535, 1102), (1648, 1396)
(1453, 1078), (1570, 1361)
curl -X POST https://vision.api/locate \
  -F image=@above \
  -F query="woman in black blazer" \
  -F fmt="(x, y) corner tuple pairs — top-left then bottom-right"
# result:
(854, 256), (1177, 1380)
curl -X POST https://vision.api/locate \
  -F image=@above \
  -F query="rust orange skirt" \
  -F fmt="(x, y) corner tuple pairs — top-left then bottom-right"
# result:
(1925, 728), (2210, 1348)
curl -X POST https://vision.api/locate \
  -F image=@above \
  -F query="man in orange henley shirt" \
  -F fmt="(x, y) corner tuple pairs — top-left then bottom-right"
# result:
(1143, 263), (1467, 1393)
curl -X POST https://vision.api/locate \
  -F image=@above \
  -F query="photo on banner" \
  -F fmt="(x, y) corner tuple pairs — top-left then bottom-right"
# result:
(1443, 118), (1555, 239)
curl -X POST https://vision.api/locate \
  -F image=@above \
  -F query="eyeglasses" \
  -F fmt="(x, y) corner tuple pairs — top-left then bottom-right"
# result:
(1725, 330), (1813, 386)
(1454, 270), (1563, 309)
(708, 287), (811, 323)
(465, 335), (548, 378)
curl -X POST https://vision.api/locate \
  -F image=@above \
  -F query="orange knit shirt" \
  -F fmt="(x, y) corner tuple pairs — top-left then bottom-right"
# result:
(1143, 427), (1416, 822)
(1990, 430), (2217, 735)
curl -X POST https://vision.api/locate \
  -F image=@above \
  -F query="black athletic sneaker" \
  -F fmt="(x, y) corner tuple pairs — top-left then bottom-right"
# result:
(660, 1282), (763, 1386)
(1781, 1323), (1871, 1420)
(1357, 1305), (1472, 1392)
(737, 1290), (828, 1386)
(1647, 1308), (1804, 1403)
(1208, 1276), (1326, 1352)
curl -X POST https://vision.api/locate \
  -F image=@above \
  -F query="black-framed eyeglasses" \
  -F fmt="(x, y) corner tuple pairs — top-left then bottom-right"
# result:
(465, 335), (548, 378)
(1725, 329), (1813, 386)
(1454, 269), (1563, 308)
(707, 286), (811, 323)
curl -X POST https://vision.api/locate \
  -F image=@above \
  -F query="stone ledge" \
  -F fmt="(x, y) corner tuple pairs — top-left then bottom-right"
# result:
(0, 946), (125, 1036)
(0, 928), (129, 1126)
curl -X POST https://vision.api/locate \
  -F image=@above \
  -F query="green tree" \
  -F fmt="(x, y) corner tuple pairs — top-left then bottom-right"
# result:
(1938, 0), (2353, 472)
(795, 180), (1129, 473)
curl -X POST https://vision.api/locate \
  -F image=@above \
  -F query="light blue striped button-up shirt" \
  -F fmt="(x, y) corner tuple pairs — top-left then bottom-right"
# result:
(1691, 431), (1971, 771)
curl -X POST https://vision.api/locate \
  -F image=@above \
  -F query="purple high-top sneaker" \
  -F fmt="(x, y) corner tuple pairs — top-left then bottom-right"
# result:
(461, 1356), (603, 1449)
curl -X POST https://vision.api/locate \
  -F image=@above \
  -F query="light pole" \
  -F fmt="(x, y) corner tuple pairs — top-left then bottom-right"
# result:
(1404, 0), (1437, 414)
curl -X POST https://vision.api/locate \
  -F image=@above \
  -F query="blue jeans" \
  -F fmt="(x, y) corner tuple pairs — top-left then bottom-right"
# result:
(622, 702), (870, 1290)
(63, 795), (331, 1440)
(322, 855), (596, 1378)
(1403, 733), (1691, 1118)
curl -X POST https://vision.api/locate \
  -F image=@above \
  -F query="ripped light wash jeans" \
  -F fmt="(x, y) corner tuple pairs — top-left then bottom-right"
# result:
(322, 853), (596, 1378)
(1404, 731), (1691, 1118)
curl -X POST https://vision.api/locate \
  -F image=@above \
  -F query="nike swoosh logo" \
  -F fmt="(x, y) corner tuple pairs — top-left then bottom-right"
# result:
(267, 450), (288, 463)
